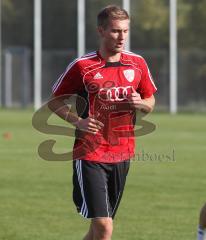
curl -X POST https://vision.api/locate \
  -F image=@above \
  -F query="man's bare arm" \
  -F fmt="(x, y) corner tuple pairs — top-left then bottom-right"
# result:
(139, 95), (155, 113)
(48, 95), (104, 134)
(128, 88), (155, 113)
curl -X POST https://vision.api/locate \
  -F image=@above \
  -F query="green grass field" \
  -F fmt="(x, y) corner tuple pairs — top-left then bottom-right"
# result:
(0, 109), (205, 240)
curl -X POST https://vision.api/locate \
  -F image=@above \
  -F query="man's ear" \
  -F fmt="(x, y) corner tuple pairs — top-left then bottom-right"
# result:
(97, 26), (104, 37)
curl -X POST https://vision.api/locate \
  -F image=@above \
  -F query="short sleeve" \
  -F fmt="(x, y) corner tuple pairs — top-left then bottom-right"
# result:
(137, 58), (157, 99)
(52, 60), (84, 96)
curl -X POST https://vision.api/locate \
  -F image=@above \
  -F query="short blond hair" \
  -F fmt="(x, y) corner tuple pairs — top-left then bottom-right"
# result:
(97, 5), (129, 29)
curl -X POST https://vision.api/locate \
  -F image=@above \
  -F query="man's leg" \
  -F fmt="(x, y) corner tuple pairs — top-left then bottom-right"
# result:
(199, 204), (206, 229)
(83, 217), (113, 240)
(83, 221), (94, 240)
(91, 217), (113, 240)
(197, 203), (206, 240)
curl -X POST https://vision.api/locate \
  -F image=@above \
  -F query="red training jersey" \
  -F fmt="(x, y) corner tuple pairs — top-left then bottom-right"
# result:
(52, 50), (157, 163)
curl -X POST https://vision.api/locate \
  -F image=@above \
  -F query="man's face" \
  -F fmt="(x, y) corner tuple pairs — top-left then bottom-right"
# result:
(98, 19), (129, 54)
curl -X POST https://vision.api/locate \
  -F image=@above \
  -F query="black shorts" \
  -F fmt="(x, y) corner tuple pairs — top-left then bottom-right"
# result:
(73, 159), (130, 219)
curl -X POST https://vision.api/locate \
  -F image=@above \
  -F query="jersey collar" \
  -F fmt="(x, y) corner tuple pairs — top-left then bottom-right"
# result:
(97, 50), (123, 64)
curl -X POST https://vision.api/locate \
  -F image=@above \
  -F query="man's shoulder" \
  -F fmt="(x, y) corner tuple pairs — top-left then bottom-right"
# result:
(121, 50), (145, 63)
(72, 51), (100, 68)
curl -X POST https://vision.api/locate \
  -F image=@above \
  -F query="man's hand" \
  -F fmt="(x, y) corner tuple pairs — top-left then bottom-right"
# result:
(128, 87), (143, 109)
(128, 87), (155, 113)
(48, 95), (104, 134)
(74, 117), (104, 134)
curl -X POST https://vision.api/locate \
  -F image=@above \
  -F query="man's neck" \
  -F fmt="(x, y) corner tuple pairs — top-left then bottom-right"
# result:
(99, 47), (121, 62)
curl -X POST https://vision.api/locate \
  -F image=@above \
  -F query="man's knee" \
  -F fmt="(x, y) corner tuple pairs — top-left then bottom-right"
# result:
(92, 217), (113, 239)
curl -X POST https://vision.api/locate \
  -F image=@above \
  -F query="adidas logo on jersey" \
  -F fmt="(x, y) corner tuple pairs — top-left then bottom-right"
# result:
(94, 72), (103, 79)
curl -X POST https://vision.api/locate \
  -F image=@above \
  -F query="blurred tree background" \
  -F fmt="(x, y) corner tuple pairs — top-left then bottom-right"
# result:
(2, 0), (206, 109)
(2, 0), (206, 49)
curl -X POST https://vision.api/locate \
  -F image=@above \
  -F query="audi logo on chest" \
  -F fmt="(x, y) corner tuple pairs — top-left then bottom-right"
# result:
(98, 86), (132, 101)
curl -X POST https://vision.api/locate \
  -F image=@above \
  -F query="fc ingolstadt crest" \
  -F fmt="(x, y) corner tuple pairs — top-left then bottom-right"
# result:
(123, 69), (135, 82)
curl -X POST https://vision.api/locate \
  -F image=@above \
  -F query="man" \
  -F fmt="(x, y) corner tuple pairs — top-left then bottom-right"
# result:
(50, 5), (157, 240)
(197, 203), (206, 240)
